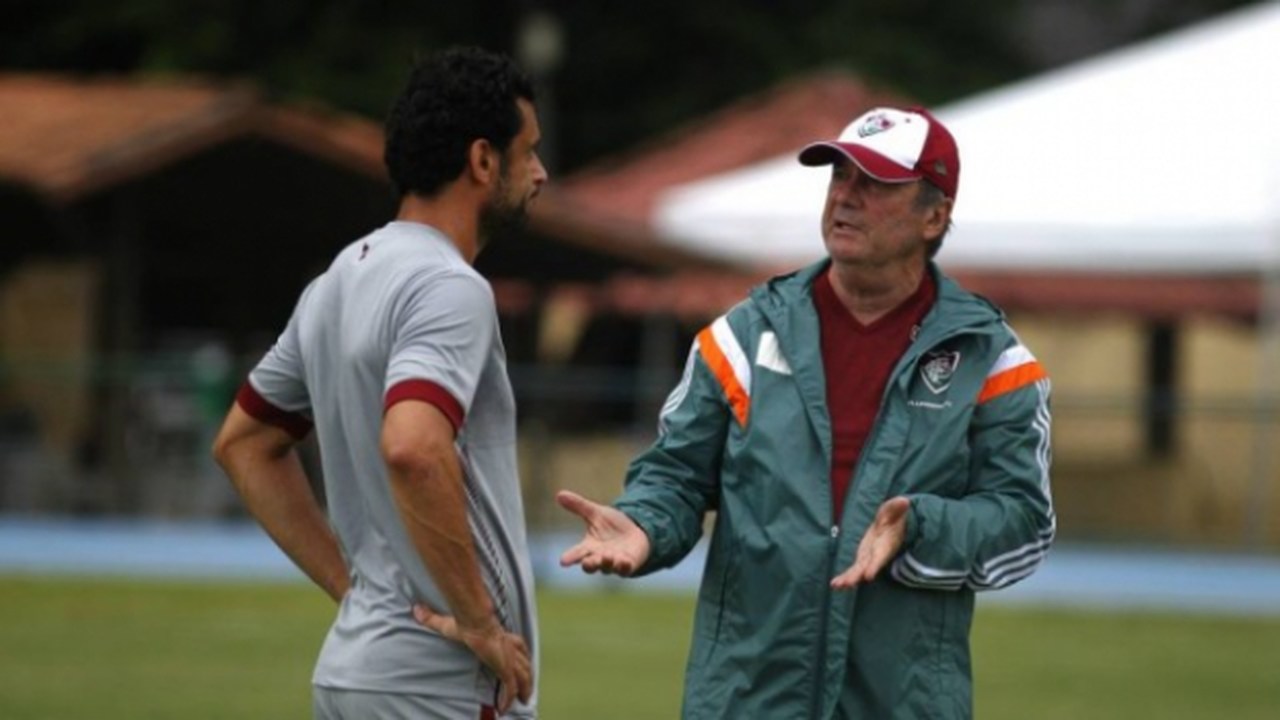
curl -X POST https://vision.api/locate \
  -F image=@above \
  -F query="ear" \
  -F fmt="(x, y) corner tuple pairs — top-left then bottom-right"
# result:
(467, 139), (500, 186)
(921, 197), (953, 242)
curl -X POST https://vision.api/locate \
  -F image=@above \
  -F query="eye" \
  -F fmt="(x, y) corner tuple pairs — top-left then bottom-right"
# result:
(859, 175), (895, 194)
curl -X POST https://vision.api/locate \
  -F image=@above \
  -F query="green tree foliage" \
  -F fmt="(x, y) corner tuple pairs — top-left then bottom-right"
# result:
(0, 0), (1257, 172)
(550, 0), (1031, 168)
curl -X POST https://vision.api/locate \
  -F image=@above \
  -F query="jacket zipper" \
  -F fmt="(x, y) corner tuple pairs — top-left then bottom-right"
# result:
(806, 322), (991, 719)
(808, 523), (841, 719)
(807, 359), (899, 718)
(810, 415), (886, 720)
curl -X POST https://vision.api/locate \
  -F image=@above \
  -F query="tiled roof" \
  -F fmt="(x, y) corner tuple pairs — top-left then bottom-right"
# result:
(0, 70), (894, 269)
(0, 73), (1249, 319)
(553, 70), (907, 228)
(0, 73), (384, 203)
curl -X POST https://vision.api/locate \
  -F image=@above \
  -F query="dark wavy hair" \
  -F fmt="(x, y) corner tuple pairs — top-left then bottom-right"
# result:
(384, 46), (535, 199)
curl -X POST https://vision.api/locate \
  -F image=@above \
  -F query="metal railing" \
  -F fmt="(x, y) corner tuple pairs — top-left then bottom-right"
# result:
(2, 355), (1277, 549)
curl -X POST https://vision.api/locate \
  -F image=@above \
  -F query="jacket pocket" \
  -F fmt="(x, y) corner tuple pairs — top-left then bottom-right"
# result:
(691, 543), (737, 665)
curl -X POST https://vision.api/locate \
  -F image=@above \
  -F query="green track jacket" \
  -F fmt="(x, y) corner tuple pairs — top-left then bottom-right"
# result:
(615, 261), (1054, 719)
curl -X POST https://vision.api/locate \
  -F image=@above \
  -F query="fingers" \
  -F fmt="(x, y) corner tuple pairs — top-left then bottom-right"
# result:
(874, 496), (911, 531)
(412, 604), (455, 637)
(411, 603), (435, 626)
(559, 541), (592, 568)
(496, 676), (515, 715)
(602, 555), (634, 576)
(555, 491), (605, 569)
(517, 664), (534, 703)
(832, 499), (914, 591)
(834, 496), (910, 590)
(555, 490), (599, 522)
(565, 546), (635, 576)
(515, 634), (529, 652)
(830, 563), (861, 590)
(857, 534), (895, 583)
(493, 633), (533, 714)
(513, 636), (534, 703)
(830, 552), (874, 590)
(492, 667), (532, 713)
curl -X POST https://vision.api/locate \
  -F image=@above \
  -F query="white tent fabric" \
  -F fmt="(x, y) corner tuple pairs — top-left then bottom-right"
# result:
(653, 1), (1280, 274)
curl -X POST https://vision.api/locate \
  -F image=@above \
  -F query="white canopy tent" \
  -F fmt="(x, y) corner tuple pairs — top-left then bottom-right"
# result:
(653, 0), (1280, 275)
(653, 1), (1280, 545)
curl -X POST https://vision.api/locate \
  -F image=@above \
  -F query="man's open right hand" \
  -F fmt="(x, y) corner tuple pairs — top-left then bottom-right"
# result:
(556, 490), (652, 576)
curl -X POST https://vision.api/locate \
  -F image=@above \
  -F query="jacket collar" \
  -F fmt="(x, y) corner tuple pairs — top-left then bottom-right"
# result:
(752, 259), (1002, 342)
(747, 259), (1004, 456)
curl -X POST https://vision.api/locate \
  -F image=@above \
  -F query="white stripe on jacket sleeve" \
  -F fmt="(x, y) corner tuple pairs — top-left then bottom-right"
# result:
(657, 340), (700, 436)
(709, 316), (752, 395)
(891, 379), (1055, 591)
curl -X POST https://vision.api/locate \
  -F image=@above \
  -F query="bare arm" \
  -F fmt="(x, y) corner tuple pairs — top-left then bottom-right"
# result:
(382, 399), (497, 626)
(382, 399), (531, 710)
(212, 404), (349, 602)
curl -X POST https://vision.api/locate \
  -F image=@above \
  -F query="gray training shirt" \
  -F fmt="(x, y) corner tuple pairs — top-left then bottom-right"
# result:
(238, 221), (537, 714)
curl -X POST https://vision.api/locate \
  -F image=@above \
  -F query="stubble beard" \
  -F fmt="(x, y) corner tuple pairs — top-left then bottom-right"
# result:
(477, 176), (530, 253)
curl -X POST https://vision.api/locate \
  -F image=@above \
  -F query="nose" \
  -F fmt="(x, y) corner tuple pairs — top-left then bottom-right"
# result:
(533, 154), (549, 187)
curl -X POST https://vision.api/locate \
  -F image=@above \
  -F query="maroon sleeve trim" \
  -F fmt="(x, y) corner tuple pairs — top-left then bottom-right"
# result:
(235, 381), (313, 440)
(384, 379), (465, 432)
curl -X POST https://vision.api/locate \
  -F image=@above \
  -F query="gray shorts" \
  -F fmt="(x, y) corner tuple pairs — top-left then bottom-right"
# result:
(312, 686), (498, 720)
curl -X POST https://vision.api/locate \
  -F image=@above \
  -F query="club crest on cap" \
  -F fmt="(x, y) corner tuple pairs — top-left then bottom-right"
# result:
(856, 112), (895, 138)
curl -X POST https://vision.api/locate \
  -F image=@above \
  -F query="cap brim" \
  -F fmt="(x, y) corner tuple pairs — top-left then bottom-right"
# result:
(797, 142), (921, 184)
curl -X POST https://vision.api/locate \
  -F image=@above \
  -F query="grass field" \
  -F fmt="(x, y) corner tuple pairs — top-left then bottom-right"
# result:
(1, 574), (1278, 719)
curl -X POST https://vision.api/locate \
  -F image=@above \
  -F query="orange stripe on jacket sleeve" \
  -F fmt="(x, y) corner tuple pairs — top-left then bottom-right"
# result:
(696, 327), (750, 426)
(977, 361), (1048, 405)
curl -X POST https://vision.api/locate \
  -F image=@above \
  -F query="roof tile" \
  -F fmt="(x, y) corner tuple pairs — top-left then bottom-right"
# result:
(556, 71), (906, 225)
(0, 73), (383, 203)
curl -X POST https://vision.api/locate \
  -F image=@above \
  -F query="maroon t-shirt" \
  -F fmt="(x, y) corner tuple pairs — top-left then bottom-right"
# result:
(812, 269), (937, 522)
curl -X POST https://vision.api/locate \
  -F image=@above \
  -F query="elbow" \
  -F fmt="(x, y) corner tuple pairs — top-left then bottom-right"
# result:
(381, 435), (451, 485)
(211, 429), (235, 470)
(211, 429), (259, 474)
(210, 409), (297, 475)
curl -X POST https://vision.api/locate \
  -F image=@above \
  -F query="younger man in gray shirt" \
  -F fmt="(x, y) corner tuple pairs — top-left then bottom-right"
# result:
(214, 46), (548, 719)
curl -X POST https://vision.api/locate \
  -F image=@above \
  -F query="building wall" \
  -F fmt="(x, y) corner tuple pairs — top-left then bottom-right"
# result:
(1013, 312), (1280, 547)
(0, 259), (99, 456)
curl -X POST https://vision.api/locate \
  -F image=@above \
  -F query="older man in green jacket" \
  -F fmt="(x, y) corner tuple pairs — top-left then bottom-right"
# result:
(559, 106), (1054, 719)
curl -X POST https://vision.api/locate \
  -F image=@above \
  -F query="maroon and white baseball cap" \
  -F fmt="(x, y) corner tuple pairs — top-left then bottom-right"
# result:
(798, 106), (960, 201)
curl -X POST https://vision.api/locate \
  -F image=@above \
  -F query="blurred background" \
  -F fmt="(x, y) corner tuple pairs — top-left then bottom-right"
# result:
(2, 1), (1279, 718)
